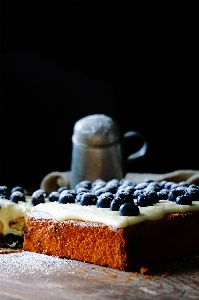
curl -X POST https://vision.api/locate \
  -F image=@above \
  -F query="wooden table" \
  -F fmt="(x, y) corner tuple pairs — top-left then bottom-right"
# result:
(0, 251), (199, 300)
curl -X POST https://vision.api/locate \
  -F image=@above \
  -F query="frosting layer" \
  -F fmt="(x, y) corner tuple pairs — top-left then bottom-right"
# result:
(31, 200), (199, 228)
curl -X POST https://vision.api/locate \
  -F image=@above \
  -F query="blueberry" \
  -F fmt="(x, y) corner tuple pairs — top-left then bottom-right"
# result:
(110, 198), (124, 211)
(168, 186), (186, 202)
(48, 191), (60, 202)
(178, 181), (189, 187)
(137, 192), (155, 207)
(5, 233), (23, 248)
(91, 182), (107, 193)
(75, 191), (87, 203)
(0, 186), (10, 198)
(33, 189), (46, 198)
(80, 192), (98, 206)
(105, 179), (120, 193)
(170, 183), (179, 190)
(186, 186), (199, 201)
(176, 194), (192, 205)
(110, 193), (133, 211)
(164, 181), (175, 190)
(0, 194), (9, 200)
(159, 180), (167, 188)
(76, 187), (90, 194)
(75, 180), (92, 192)
(189, 184), (199, 190)
(119, 202), (140, 216)
(119, 179), (136, 188)
(144, 189), (159, 204)
(60, 189), (77, 199)
(105, 183), (118, 194)
(57, 186), (69, 193)
(157, 189), (169, 200)
(94, 187), (108, 197)
(133, 189), (144, 198)
(145, 182), (161, 192)
(58, 192), (75, 204)
(96, 192), (114, 208)
(134, 182), (148, 190)
(115, 190), (134, 202)
(10, 191), (26, 203)
(31, 190), (45, 206)
(124, 185), (135, 194)
(92, 179), (106, 187)
(143, 179), (155, 183)
(11, 186), (25, 194)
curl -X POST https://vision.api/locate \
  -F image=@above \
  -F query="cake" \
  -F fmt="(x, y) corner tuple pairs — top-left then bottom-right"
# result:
(0, 187), (47, 248)
(22, 179), (199, 272)
(1, 180), (199, 271)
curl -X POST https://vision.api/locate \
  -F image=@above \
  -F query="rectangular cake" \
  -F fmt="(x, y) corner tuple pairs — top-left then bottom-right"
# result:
(23, 209), (199, 271)
(1, 179), (199, 272)
(23, 176), (199, 272)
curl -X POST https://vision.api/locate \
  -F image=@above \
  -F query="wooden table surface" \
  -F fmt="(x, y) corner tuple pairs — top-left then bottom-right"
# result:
(0, 251), (199, 300)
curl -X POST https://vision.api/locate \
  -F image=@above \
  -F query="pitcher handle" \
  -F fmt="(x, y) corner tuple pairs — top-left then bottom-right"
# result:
(123, 131), (147, 161)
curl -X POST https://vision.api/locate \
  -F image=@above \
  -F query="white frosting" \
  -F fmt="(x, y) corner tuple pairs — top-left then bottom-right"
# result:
(31, 200), (199, 229)
(0, 199), (33, 235)
(1, 196), (199, 233)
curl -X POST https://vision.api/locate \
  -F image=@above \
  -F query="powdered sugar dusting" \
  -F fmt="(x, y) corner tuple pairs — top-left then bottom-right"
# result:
(0, 251), (83, 277)
(73, 114), (120, 146)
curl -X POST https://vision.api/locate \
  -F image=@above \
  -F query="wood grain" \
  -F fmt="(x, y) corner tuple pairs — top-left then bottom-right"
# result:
(0, 251), (199, 300)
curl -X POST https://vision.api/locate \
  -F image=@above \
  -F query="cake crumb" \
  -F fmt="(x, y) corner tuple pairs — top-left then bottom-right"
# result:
(140, 267), (149, 275)
(161, 272), (168, 277)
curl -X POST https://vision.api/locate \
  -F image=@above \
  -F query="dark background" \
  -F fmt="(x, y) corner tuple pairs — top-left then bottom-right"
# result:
(1, 1), (199, 190)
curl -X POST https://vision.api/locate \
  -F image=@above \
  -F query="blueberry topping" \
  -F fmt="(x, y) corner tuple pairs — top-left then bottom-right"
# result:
(80, 192), (98, 206)
(75, 191), (87, 203)
(48, 191), (60, 202)
(145, 182), (161, 192)
(11, 186), (25, 194)
(178, 181), (189, 187)
(176, 194), (192, 205)
(134, 182), (148, 190)
(0, 194), (9, 200)
(110, 192), (133, 211)
(105, 183), (118, 194)
(168, 186), (186, 202)
(94, 187), (108, 197)
(34, 189), (46, 198)
(115, 190), (134, 202)
(133, 189), (144, 198)
(91, 179), (106, 188)
(187, 186), (199, 201)
(75, 180), (92, 192)
(119, 202), (140, 216)
(5, 233), (23, 248)
(110, 198), (124, 211)
(137, 192), (155, 207)
(91, 182), (107, 193)
(60, 189), (77, 199)
(119, 179), (136, 188)
(31, 190), (45, 206)
(58, 192), (75, 204)
(157, 189), (169, 200)
(143, 178), (155, 183)
(0, 186), (10, 198)
(105, 179), (120, 193)
(76, 187), (90, 194)
(96, 192), (114, 208)
(57, 186), (69, 193)
(159, 180), (167, 188)
(10, 191), (26, 203)
(124, 185), (135, 194)
(164, 181), (175, 190)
